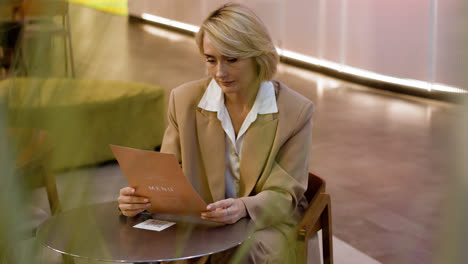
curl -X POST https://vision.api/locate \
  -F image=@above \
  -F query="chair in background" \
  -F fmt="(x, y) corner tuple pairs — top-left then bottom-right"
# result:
(21, 0), (75, 77)
(8, 128), (76, 264)
(0, 2), (27, 78)
(11, 128), (60, 220)
(0, 22), (23, 78)
(297, 172), (333, 264)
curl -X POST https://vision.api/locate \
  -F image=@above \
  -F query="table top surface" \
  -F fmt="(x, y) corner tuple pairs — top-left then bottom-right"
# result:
(37, 201), (253, 263)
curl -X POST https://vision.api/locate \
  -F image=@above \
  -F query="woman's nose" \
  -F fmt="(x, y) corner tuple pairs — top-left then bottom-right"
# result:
(216, 62), (227, 78)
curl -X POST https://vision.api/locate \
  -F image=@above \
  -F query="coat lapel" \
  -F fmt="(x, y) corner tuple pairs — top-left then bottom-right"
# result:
(239, 113), (278, 197)
(196, 108), (226, 202)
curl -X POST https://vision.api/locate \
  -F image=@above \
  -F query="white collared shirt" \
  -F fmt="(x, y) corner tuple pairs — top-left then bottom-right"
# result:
(198, 79), (278, 198)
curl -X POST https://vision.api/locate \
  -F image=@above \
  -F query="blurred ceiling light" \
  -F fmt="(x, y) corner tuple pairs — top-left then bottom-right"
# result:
(279, 64), (340, 89)
(139, 14), (466, 95)
(142, 25), (186, 42)
(277, 48), (466, 94)
(432, 84), (466, 93)
(141, 13), (199, 33)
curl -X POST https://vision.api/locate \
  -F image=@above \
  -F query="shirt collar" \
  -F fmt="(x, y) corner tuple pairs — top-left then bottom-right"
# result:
(198, 79), (225, 112)
(198, 79), (278, 114)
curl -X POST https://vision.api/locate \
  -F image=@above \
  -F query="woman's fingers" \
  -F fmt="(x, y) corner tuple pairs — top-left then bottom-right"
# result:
(119, 202), (151, 211)
(120, 187), (135, 196)
(206, 198), (234, 211)
(204, 198), (235, 219)
(202, 211), (231, 223)
(202, 198), (247, 224)
(203, 207), (230, 218)
(118, 195), (149, 204)
(120, 208), (146, 217)
(118, 186), (151, 217)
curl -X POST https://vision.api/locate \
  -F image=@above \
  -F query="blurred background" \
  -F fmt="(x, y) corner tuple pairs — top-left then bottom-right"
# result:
(0, 0), (467, 263)
(130, 0), (468, 93)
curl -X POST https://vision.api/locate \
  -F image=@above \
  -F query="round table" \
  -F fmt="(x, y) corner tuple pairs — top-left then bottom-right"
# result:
(37, 201), (253, 263)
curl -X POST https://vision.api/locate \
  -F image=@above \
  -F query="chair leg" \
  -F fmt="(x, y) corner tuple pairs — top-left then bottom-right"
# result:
(62, 254), (75, 264)
(67, 31), (75, 77)
(65, 12), (75, 77)
(42, 149), (61, 215)
(44, 168), (60, 215)
(320, 200), (333, 264)
(63, 34), (68, 76)
(296, 239), (307, 264)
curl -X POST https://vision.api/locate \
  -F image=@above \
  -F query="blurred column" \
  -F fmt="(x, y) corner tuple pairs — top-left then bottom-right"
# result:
(339, 0), (347, 67)
(317, 0), (326, 59)
(428, 0), (438, 91)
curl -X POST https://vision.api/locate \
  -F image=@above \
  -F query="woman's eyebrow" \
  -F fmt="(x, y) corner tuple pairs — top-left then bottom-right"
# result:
(204, 54), (215, 58)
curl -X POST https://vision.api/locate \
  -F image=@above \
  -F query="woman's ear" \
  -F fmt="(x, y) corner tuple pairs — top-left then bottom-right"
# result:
(254, 57), (262, 81)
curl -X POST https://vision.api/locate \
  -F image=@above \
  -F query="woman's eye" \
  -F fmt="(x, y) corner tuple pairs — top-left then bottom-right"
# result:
(206, 59), (215, 63)
(227, 58), (238, 63)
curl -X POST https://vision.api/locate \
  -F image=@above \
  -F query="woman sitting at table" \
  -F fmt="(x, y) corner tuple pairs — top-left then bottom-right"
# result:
(118, 3), (314, 263)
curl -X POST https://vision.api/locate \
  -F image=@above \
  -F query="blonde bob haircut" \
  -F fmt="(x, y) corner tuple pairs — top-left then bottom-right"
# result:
(196, 3), (279, 83)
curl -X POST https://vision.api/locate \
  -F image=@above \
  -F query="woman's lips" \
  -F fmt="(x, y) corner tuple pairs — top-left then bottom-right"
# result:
(220, 80), (234, 86)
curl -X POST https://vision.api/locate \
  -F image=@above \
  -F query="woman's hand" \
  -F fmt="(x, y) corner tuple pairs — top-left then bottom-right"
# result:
(117, 187), (151, 217)
(201, 198), (248, 224)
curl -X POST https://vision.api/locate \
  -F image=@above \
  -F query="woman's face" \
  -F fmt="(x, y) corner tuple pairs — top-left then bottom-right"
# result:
(203, 35), (258, 96)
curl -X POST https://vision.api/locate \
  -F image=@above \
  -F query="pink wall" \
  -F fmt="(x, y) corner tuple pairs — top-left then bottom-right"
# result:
(129, 0), (468, 90)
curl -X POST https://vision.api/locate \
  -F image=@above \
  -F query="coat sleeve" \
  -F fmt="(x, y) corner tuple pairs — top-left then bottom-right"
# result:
(160, 89), (182, 162)
(240, 101), (314, 229)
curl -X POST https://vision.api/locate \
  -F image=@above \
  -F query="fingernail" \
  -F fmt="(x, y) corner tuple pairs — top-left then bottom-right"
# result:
(206, 205), (211, 210)
(144, 199), (149, 202)
(146, 203), (151, 207)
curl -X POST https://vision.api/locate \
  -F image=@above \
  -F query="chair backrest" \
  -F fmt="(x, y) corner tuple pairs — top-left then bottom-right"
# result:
(21, 0), (68, 18)
(0, 2), (23, 21)
(304, 172), (326, 203)
(298, 172), (333, 264)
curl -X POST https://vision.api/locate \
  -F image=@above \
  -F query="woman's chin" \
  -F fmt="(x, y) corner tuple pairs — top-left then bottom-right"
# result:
(220, 86), (240, 95)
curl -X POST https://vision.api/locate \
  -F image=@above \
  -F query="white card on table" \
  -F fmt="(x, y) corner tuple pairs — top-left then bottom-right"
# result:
(133, 219), (176, 232)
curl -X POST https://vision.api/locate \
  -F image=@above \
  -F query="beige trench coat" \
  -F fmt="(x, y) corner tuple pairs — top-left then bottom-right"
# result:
(161, 78), (314, 263)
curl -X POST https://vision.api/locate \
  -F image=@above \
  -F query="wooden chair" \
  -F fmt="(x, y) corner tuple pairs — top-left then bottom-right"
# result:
(0, 22), (23, 78)
(20, 0), (75, 77)
(11, 128), (61, 217)
(0, 2), (27, 77)
(297, 172), (333, 264)
(8, 128), (76, 263)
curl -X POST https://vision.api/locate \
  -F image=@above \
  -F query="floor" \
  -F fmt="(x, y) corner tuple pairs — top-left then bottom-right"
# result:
(22, 4), (465, 264)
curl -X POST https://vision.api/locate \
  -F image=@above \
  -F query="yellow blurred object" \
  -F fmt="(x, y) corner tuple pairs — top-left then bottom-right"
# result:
(68, 0), (127, 16)
(1, 77), (166, 171)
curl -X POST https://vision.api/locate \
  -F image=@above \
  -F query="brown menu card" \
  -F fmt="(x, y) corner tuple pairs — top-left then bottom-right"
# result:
(110, 145), (207, 216)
